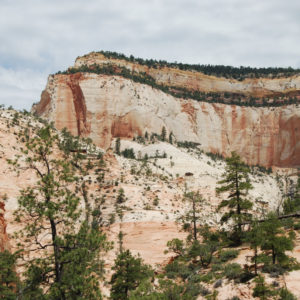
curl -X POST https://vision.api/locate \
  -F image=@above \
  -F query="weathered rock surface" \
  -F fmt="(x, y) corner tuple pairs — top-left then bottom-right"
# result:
(75, 52), (300, 98)
(0, 201), (9, 251)
(1, 109), (299, 299)
(33, 71), (300, 168)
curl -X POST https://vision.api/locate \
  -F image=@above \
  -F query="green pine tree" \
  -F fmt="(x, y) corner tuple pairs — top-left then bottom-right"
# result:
(0, 250), (19, 299)
(245, 221), (264, 275)
(161, 126), (166, 142)
(11, 125), (111, 299)
(216, 152), (253, 243)
(179, 191), (204, 242)
(115, 137), (121, 155)
(260, 213), (295, 265)
(168, 132), (173, 144)
(110, 250), (152, 300)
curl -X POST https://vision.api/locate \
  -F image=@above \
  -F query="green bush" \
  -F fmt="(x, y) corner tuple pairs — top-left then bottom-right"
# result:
(278, 288), (297, 300)
(223, 263), (242, 281)
(165, 261), (191, 279)
(262, 263), (285, 277)
(219, 249), (239, 262)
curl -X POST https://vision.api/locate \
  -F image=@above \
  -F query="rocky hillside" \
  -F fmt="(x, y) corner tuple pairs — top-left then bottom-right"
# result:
(1, 107), (300, 299)
(32, 53), (300, 167)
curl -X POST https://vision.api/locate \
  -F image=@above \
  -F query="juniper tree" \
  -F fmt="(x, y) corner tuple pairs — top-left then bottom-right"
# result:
(216, 152), (253, 243)
(11, 125), (110, 299)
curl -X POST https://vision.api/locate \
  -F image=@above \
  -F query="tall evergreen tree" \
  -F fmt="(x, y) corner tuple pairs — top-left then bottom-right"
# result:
(179, 191), (204, 242)
(216, 152), (253, 243)
(260, 214), (295, 265)
(11, 125), (110, 299)
(110, 250), (152, 300)
(168, 132), (173, 144)
(246, 221), (264, 275)
(115, 137), (121, 155)
(161, 126), (167, 142)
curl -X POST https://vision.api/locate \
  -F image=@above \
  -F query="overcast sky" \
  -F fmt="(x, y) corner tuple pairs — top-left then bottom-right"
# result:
(1, 0), (300, 110)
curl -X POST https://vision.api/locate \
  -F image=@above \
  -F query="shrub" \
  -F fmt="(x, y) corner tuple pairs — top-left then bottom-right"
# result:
(165, 261), (190, 279)
(219, 249), (239, 262)
(262, 263), (285, 277)
(278, 288), (297, 300)
(122, 148), (135, 159)
(198, 273), (213, 283)
(223, 263), (242, 281)
(253, 275), (273, 299)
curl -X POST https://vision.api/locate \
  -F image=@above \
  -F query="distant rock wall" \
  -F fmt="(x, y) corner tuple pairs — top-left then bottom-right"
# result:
(75, 52), (300, 98)
(33, 72), (300, 168)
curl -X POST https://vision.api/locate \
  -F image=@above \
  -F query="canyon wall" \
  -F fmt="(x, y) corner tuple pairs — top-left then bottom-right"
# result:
(33, 72), (300, 168)
(75, 52), (300, 98)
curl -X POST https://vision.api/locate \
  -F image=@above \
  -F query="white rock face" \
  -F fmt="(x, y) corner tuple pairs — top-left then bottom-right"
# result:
(34, 73), (300, 168)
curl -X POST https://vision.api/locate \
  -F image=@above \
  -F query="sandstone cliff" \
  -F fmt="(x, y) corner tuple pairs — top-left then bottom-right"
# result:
(33, 70), (300, 168)
(75, 52), (300, 98)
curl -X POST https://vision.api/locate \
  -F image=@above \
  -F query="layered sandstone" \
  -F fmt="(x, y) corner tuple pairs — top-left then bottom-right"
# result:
(33, 72), (300, 168)
(75, 52), (300, 98)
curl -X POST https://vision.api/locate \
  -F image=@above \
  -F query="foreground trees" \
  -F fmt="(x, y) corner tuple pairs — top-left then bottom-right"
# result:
(110, 250), (152, 300)
(216, 152), (253, 243)
(0, 250), (20, 299)
(10, 125), (110, 299)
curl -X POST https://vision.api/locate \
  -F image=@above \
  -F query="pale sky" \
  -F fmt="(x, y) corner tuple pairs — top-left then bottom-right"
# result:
(1, 0), (300, 110)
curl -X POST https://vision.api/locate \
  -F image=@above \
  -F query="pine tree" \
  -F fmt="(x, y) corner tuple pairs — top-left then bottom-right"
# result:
(115, 137), (121, 155)
(179, 191), (204, 242)
(246, 221), (264, 275)
(260, 213), (295, 265)
(110, 250), (152, 300)
(252, 275), (273, 299)
(283, 175), (300, 214)
(144, 131), (149, 140)
(168, 132), (173, 144)
(216, 152), (253, 243)
(161, 126), (166, 142)
(0, 250), (19, 299)
(11, 125), (110, 299)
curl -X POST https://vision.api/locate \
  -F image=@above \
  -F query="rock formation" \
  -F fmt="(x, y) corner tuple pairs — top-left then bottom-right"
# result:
(0, 201), (9, 251)
(33, 59), (300, 168)
(75, 52), (300, 98)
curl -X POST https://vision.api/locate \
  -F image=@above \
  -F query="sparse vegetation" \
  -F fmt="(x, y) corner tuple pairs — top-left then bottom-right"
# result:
(57, 62), (300, 107)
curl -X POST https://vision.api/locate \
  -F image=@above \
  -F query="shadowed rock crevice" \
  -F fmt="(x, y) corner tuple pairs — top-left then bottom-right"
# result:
(67, 74), (88, 136)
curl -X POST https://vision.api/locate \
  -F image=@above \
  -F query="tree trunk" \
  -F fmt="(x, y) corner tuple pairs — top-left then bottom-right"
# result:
(272, 245), (276, 264)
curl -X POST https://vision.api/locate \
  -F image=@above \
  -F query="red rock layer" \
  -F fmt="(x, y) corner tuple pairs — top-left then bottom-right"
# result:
(0, 201), (9, 251)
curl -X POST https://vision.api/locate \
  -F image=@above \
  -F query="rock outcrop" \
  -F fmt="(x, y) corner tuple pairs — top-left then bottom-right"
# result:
(75, 52), (300, 98)
(33, 69), (300, 168)
(0, 201), (9, 251)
